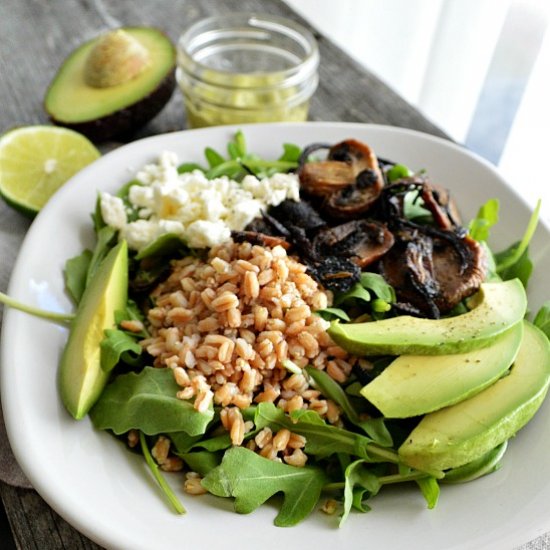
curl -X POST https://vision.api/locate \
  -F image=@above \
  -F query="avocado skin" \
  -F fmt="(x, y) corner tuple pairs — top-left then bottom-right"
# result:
(44, 27), (177, 142)
(398, 321), (550, 471)
(48, 70), (176, 142)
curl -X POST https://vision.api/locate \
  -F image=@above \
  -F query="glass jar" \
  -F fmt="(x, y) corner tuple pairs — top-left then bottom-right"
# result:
(177, 13), (319, 128)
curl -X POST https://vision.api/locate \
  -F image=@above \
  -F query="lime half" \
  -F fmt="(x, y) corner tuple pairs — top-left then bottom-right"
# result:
(0, 125), (100, 217)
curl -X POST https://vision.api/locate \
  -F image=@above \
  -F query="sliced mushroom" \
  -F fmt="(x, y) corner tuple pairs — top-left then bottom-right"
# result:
(314, 220), (394, 268)
(268, 199), (326, 232)
(305, 255), (361, 293)
(379, 223), (487, 317)
(298, 139), (384, 217)
(231, 230), (291, 250)
(421, 183), (462, 230)
(299, 161), (356, 196)
(324, 168), (384, 218)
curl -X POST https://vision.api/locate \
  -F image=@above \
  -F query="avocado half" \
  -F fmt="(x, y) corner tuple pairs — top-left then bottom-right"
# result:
(44, 27), (176, 142)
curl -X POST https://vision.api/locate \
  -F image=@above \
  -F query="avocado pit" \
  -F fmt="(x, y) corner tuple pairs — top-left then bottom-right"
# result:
(84, 29), (151, 88)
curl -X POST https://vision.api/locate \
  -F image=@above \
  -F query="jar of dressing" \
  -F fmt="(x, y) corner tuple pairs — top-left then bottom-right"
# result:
(177, 13), (319, 128)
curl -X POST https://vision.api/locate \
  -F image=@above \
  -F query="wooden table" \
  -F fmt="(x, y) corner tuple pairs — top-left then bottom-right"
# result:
(0, 1), (546, 548)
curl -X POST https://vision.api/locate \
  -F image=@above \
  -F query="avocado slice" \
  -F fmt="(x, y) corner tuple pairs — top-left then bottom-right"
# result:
(44, 28), (176, 142)
(327, 279), (526, 356)
(59, 240), (128, 419)
(442, 441), (508, 484)
(360, 322), (524, 418)
(398, 321), (550, 471)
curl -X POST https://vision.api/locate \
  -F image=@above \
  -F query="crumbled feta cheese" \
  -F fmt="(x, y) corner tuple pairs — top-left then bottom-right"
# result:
(99, 193), (127, 229)
(186, 220), (231, 248)
(101, 152), (300, 251)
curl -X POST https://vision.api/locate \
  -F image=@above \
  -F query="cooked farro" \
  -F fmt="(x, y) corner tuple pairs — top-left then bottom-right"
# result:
(139, 240), (354, 463)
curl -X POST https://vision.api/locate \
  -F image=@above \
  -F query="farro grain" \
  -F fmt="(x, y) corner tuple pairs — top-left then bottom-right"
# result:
(259, 442), (278, 460)
(253, 305), (268, 331)
(287, 433), (306, 449)
(184, 477), (207, 495)
(195, 389), (214, 413)
(151, 436), (170, 464)
(257, 268), (275, 286)
(286, 394), (304, 412)
(327, 360), (347, 383)
(173, 366), (190, 387)
(120, 319), (145, 333)
(326, 400), (341, 424)
(160, 456), (184, 472)
(214, 383), (237, 406)
(321, 499), (338, 515)
(255, 427), (273, 449)
(308, 399), (328, 416)
(127, 429), (139, 448)
(227, 307), (242, 328)
(229, 408), (245, 445)
(284, 448), (308, 467)
(272, 429), (291, 451)
(231, 393), (252, 409)
(211, 291), (240, 312)
(235, 259), (260, 273)
(177, 387), (195, 400)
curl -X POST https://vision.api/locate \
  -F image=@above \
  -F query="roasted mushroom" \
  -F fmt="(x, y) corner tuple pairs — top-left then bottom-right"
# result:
(298, 139), (384, 217)
(313, 220), (394, 268)
(305, 255), (361, 294)
(379, 223), (487, 318)
(268, 199), (326, 233)
(231, 230), (291, 250)
(421, 183), (462, 230)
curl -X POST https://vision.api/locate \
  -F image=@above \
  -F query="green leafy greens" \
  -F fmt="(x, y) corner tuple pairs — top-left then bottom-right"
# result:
(202, 447), (328, 527)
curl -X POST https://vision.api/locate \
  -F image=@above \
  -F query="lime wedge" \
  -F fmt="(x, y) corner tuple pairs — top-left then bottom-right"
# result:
(0, 125), (100, 217)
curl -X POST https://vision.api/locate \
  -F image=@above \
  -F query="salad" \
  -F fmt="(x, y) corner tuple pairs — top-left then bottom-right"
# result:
(17, 131), (550, 527)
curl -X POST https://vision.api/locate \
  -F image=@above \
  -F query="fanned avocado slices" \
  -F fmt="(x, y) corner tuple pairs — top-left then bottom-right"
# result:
(44, 27), (176, 142)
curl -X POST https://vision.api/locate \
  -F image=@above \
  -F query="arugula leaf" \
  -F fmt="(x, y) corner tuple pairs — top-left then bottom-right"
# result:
(190, 433), (233, 452)
(340, 459), (381, 525)
(86, 225), (118, 284)
(177, 162), (205, 174)
(495, 246), (533, 287)
(64, 226), (118, 304)
(254, 403), (398, 463)
(181, 450), (222, 476)
(468, 198), (499, 242)
(279, 143), (302, 163)
(386, 164), (412, 183)
(100, 329), (142, 372)
(90, 367), (213, 436)
(415, 476), (440, 509)
(205, 147), (226, 168)
(494, 200), (540, 285)
(202, 447), (328, 527)
(115, 300), (149, 338)
(305, 367), (392, 447)
(359, 272), (396, 303)
(334, 283), (371, 306)
(169, 431), (203, 454)
(314, 307), (351, 322)
(64, 249), (92, 304)
(140, 432), (186, 514)
(534, 302), (550, 339)
(198, 131), (300, 180)
(135, 233), (188, 261)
